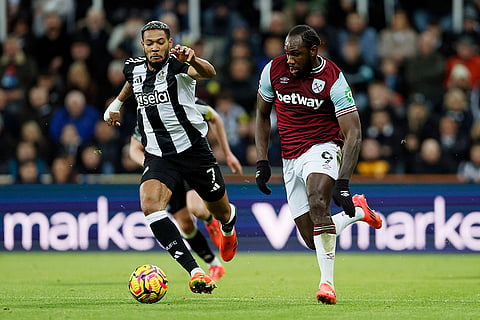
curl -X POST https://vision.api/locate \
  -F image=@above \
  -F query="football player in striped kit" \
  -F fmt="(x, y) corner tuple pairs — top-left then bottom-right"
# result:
(255, 25), (382, 304)
(104, 21), (238, 294)
(129, 98), (243, 283)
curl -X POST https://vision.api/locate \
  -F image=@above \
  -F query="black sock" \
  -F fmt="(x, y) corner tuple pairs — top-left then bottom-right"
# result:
(150, 218), (199, 274)
(204, 213), (213, 225)
(186, 230), (215, 264)
(221, 209), (237, 233)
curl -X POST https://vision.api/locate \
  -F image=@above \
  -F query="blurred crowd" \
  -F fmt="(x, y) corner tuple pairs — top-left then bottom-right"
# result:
(1, 0), (480, 184)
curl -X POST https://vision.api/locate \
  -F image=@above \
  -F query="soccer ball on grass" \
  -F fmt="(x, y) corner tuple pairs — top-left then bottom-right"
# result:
(129, 264), (168, 303)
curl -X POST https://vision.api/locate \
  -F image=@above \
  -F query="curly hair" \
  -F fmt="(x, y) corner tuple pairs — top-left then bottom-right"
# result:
(141, 20), (170, 39)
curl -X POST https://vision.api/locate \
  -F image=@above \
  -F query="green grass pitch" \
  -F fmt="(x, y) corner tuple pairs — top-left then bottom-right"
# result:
(0, 252), (478, 320)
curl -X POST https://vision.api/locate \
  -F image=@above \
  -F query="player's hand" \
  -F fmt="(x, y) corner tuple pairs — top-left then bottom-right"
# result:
(171, 45), (194, 63)
(256, 160), (272, 195)
(332, 179), (355, 217)
(226, 153), (243, 175)
(104, 98), (123, 126)
(104, 111), (121, 126)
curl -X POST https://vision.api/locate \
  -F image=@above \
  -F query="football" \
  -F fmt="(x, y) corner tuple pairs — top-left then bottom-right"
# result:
(128, 264), (168, 303)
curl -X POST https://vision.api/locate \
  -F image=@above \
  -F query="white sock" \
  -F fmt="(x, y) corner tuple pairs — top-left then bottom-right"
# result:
(145, 210), (168, 224)
(331, 207), (364, 235)
(190, 267), (205, 277)
(313, 232), (336, 289)
(208, 257), (222, 268)
(221, 203), (236, 237)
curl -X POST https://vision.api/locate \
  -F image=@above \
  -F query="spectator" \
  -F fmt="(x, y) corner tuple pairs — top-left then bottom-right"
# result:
(361, 80), (404, 128)
(158, 11), (189, 45)
(92, 120), (121, 174)
(337, 36), (375, 111)
(471, 120), (480, 143)
(8, 14), (36, 55)
(36, 70), (64, 109)
(214, 90), (250, 164)
(33, 11), (70, 76)
(49, 90), (100, 145)
(32, 0), (76, 36)
(410, 0), (452, 32)
(379, 57), (407, 99)
(202, 2), (248, 38)
(256, 34), (284, 76)
(57, 123), (81, 161)
(102, 59), (126, 107)
(19, 119), (52, 163)
(404, 30), (446, 106)
(338, 11), (378, 68)
(356, 138), (391, 178)
(76, 6), (112, 89)
(0, 35), (38, 97)
(50, 154), (78, 184)
(304, 10), (338, 59)
(17, 159), (42, 184)
(221, 58), (258, 113)
(436, 115), (470, 172)
(441, 87), (474, 133)
(9, 140), (47, 182)
(76, 142), (104, 175)
(411, 138), (451, 174)
(457, 143), (480, 183)
(405, 99), (439, 142)
(378, 10), (418, 66)
(22, 85), (54, 134)
(0, 114), (16, 173)
(107, 11), (144, 60)
(365, 109), (405, 172)
(445, 36), (480, 89)
(65, 61), (99, 108)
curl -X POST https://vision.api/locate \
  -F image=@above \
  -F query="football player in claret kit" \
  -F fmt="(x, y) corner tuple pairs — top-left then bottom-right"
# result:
(104, 21), (238, 294)
(255, 24), (383, 304)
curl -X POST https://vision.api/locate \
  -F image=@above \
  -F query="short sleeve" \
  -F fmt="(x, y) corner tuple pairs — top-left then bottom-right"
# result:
(258, 61), (275, 103)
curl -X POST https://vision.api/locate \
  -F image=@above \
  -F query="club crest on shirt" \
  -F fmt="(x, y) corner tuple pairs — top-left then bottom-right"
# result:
(312, 79), (325, 93)
(156, 70), (167, 84)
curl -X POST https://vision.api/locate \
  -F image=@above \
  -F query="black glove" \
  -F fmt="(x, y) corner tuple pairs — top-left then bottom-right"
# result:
(332, 179), (355, 217)
(256, 160), (272, 195)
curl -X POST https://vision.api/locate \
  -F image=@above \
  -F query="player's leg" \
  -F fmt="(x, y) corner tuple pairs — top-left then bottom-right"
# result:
(305, 172), (337, 305)
(186, 189), (222, 248)
(284, 144), (338, 304)
(294, 196), (382, 248)
(140, 180), (203, 276)
(203, 193), (238, 262)
(331, 196), (383, 234)
(183, 139), (238, 262)
(141, 155), (215, 293)
(173, 205), (225, 281)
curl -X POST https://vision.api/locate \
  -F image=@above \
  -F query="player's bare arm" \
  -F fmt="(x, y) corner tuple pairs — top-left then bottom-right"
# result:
(208, 107), (243, 175)
(171, 44), (216, 80)
(255, 94), (273, 161)
(129, 136), (145, 166)
(337, 111), (362, 180)
(104, 82), (133, 126)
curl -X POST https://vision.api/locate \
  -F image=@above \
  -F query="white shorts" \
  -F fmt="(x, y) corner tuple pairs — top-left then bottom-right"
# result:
(282, 142), (341, 219)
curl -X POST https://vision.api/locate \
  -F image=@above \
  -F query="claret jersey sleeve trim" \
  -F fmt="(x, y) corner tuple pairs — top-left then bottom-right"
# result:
(330, 72), (357, 118)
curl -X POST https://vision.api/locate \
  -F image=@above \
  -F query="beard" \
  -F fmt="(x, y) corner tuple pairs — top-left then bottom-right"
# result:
(146, 52), (169, 70)
(295, 60), (313, 78)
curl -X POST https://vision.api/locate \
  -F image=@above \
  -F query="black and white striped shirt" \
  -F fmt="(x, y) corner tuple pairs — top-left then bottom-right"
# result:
(124, 55), (208, 157)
